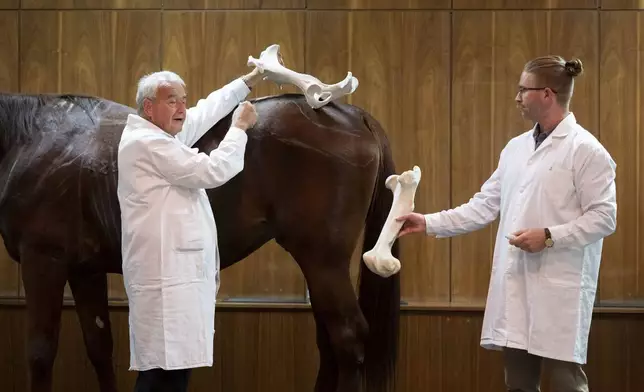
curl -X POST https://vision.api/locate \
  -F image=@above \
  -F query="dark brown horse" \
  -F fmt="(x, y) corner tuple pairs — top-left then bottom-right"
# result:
(0, 91), (400, 392)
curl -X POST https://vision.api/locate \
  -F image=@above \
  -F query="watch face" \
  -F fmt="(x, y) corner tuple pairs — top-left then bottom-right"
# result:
(545, 238), (554, 247)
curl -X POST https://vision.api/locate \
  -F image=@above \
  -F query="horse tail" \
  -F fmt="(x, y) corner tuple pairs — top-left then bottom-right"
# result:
(358, 111), (400, 392)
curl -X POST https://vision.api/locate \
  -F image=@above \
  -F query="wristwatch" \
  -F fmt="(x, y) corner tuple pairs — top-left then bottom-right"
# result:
(544, 228), (554, 248)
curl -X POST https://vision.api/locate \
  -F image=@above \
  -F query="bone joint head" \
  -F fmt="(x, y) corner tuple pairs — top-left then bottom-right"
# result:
(247, 44), (359, 109)
(362, 166), (422, 278)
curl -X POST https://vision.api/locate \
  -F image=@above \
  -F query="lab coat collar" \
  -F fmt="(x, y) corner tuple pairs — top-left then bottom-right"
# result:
(532, 112), (576, 138)
(550, 112), (576, 138)
(125, 114), (175, 138)
(531, 112), (576, 150)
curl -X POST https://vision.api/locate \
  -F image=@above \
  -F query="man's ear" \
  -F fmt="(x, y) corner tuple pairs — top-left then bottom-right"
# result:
(143, 98), (153, 117)
(545, 87), (557, 100)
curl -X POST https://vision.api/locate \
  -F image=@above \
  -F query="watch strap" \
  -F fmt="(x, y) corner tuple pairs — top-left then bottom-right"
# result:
(544, 228), (554, 247)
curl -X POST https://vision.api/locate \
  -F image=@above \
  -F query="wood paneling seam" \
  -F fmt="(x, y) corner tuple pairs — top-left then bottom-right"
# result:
(448, 9), (453, 304)
(637, 12), (641, 293)
(596, 7), (601, 302)
(57, 11), (61, 92)
(159, 9), (163, 72)
(490, 10), (496, 275)
(17, 1), (21, 298)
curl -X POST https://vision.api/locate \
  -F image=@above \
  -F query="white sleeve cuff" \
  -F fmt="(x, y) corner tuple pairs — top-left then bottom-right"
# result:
(225, 126), (248, 143)
(230, 78), (251, 102)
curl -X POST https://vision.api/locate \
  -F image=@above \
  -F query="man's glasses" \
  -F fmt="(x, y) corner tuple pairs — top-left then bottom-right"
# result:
(517, 86), (558, 94)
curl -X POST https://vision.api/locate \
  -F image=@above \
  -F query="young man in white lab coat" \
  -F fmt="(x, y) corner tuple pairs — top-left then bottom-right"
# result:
(117, 67), (267, 392)
(396, 56), (617, 391)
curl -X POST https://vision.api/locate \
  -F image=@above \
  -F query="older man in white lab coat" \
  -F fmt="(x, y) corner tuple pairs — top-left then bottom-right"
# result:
(397, 56), (616, 392)
(117, 66), (267, 392)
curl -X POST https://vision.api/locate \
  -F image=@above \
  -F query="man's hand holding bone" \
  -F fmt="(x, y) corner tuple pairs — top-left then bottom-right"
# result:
(395, 213), (427, 237)
(243, 52), (285, 88)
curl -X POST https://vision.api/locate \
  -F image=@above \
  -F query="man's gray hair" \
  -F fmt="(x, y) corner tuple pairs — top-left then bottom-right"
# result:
(135, 71), (186, 116)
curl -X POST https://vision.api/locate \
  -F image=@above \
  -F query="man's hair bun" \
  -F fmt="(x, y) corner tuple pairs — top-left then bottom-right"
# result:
(565, 58), (583, 77)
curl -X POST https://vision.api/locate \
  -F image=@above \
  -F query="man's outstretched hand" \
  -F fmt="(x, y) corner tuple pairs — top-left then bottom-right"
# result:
(395, 213), (427, 238)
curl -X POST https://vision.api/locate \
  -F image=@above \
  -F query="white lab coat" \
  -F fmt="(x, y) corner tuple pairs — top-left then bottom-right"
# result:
(116, 78), (250, 371)
(425, 113), (616, 364)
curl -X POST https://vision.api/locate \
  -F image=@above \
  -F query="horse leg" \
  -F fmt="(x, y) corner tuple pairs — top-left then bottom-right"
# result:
(293, 246), (367, 392)
(68, 268), (116, 392)
(20, 245), (68, 392)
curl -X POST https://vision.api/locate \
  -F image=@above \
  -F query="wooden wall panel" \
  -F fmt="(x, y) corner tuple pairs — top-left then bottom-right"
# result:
(1, 306), (642, 392)
(162, 0), (259, 9)
(441, 314), (505, 390)
(0, 243), (18, 297)
(548, 11), (599, 134)
(60, 11), (114, 97)
(307, 0), (451, 8)
(21, 0), (161, 8)
(489, 10), (547, 148)
(260, 0), (305, 8)
(0, 0), (17, 8)
(218, 312), (318, 392)
(451, 11), (496, 305)
(162, 0), (305, 8)
(110, 11), (162, 107)
(395, 314), (443, 390)
(201, 11), (304, 99)
(0, 307), (27, 392)
(161, 11), (207, 107)
(20, 11), (60, 93)
(395, 313), (507, 391)
(601, 0), (644, 9)
(453, 0), (597, 8)
(598, 11), (644, 305)
(397, 11), (451, 304)
(584, 314), (644, 392)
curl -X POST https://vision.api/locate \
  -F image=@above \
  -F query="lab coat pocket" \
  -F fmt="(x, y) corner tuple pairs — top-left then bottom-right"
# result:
(172, 214), (205, 252)
(542, 166), (575, 209)
(530, 282), (579, 357)
(168, 214), (206, 281)
(542, 247), (583, 287)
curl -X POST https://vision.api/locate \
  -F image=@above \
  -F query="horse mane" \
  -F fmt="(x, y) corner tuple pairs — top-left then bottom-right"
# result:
(0, 93), (43, 151)
(0, 93), (105, 155)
